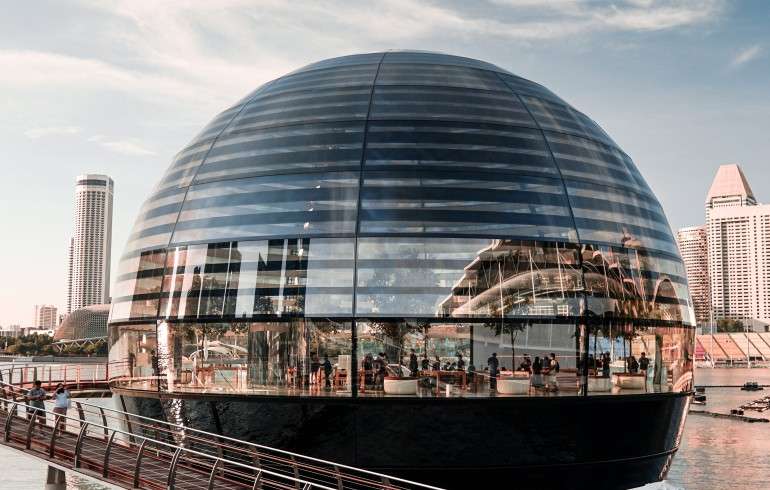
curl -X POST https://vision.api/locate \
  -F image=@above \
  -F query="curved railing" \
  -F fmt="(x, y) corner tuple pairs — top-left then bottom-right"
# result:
(0, 362), (443, 490)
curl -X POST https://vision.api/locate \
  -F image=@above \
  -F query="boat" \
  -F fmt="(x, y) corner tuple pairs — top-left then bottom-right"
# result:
(741, 381), (764, 391)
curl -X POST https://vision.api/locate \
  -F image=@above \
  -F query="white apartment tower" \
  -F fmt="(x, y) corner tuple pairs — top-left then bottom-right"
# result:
(676, 225), (710, 326)
(67, 174), (114, 313)
(34, 304), (58, 329)
(706, 164), (770, 330)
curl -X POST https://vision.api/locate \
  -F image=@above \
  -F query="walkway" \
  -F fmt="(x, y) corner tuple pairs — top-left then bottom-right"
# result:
(0, 362), (441, 490)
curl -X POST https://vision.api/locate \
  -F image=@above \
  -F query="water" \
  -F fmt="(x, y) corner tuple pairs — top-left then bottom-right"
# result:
(2, 368), (770, 488)
(664, 368), (770, 490)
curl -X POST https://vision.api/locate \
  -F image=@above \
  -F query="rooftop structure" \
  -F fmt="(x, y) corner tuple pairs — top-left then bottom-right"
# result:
(54, 304), (110, 340)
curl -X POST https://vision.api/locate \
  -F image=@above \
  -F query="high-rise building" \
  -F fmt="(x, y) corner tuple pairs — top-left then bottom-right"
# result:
(677, 225), (710, 326)
(33, 304), (58, 329)
(67, 174), (114, 313)
(706, 164), (770, 330)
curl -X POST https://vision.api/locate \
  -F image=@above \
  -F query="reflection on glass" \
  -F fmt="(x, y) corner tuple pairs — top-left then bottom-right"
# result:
(144, 320), (352, 397)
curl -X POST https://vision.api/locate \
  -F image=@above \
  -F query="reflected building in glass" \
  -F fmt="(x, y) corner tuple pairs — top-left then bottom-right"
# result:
(108, 51), (695, 489)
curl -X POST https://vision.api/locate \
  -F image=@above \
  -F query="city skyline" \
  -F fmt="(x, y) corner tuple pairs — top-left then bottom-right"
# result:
(1, 1), (769, 326)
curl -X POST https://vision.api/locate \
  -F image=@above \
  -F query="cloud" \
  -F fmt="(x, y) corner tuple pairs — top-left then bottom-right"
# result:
(97, 139), (156, 156)
(731, 44), (763, 68)
(1, 0), (727, 114)
(23, 125), (81, 139)
(22, 126), (155, 156)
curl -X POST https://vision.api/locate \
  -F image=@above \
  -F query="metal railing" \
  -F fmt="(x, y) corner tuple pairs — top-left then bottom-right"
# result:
(0, 362), (111, 392)
(0, 397), (331, 489)
(0, 363), (443, 490)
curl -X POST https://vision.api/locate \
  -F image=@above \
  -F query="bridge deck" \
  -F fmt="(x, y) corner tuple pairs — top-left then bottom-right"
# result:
(0, 362), (440, 490)
(1, 403), (305, 489)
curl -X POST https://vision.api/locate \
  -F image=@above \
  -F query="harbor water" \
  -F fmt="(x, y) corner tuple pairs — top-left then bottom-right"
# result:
(2, 367), (770, 489)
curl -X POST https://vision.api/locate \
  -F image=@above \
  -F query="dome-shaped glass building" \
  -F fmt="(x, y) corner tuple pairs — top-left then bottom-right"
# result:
(109, 51), (694, 489)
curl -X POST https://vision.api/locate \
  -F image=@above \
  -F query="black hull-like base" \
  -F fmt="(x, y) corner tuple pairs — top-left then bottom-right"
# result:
(115, 390), (689, 490)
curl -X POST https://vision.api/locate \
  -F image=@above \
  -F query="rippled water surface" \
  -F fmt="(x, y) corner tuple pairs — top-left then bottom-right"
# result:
(3, 368), (770, 489)
(664, 368), (770, 490)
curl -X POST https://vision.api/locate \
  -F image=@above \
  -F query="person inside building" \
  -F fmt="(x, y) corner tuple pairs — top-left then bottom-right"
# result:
(627, 355), (639, 374)
(310, 354), (321, 386)
(602, 352), (611, 378)
(362, 353), (374, 389)
(531, 356), (544, 388)
(519, 354), (532, 373)
(456, 353), (466, 371)
(322, 354), (333, 390)
(639, 352), (650, 374)
(431, 355), (441, 371)
(408, 349), (419, 376)
(487, 352), (499, 391)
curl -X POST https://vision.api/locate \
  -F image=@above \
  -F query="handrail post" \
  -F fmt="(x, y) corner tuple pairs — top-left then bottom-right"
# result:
(132, 438), (148, 488)
(25, 410), (37, 449)
(4, 403), (17, 441)
(122, 410), (136, 444)
(99, 407), (108, 437)
(75, 401), (86, 427)
(48, 415), (62, 457)
(102, 431), (117, 477)
(166, 446), (183, 490)
(290, 454), (301, 489)
(252, 469), (263, 490)
(206, 459), (222, 490)
(74, 422), (89, 468)
(334, 465), (344, 490)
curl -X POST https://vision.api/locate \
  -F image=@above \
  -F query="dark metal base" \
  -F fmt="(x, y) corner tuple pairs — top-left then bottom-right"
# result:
(116, 390), (690, 490)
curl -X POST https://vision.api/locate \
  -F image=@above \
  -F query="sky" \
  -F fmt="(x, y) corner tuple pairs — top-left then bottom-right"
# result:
(0, 0), (768, 327)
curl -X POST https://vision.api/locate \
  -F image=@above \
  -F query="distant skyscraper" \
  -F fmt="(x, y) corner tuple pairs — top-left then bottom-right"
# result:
(67, 174), (114, 313)
(34, 304), (58, 329)
(677, 225), (710, 326)
(706, 164), (770, 330)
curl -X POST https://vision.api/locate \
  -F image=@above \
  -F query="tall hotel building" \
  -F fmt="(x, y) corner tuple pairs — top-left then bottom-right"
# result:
(677, 226), (710, 326)
(67, 174), (114, 313)
(706, 164), (770, 329)
(33, 304), (58, 329)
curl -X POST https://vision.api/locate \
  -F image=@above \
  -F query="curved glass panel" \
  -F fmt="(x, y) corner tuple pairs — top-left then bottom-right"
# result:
(109, 51), (694, 400)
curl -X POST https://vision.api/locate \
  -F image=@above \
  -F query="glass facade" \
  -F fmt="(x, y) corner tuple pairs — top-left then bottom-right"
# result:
(109, 51), (694, 400)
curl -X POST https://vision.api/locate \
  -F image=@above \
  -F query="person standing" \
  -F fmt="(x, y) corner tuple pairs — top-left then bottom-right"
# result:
(456, 353), (466, 371)
(602, 352), (611, 378)
(487, 352), (499, 392)
(408, 349), (419, 377)
(322, 355), (333, 390)
(26, 380), (47, 426)
(531, 356), (544, 388)
(53, 383), (71, 434)
(639, 352), (650, 373)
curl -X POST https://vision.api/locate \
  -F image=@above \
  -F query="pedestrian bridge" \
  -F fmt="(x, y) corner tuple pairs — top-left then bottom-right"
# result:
(0, 362), (440, 490)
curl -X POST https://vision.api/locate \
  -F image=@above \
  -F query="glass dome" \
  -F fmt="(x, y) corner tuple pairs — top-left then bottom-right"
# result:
(108, 51), (694, 401)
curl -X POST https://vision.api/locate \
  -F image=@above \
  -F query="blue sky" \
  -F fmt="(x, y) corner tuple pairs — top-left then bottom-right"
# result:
(0, 0), (768, 326)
